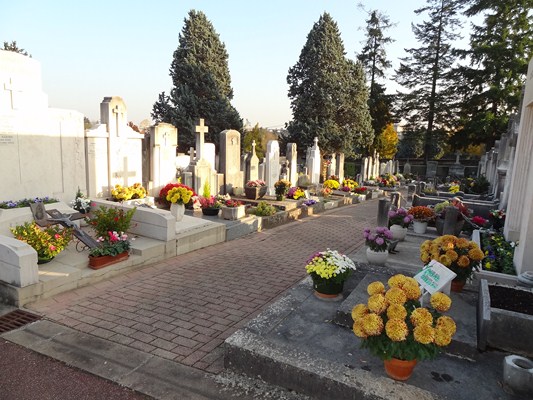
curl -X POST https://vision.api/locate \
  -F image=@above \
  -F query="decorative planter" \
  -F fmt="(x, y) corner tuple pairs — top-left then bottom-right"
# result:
(311, 275), (344, 299)
(451, 278), (466, 293)
(390, 224), (407, 241)
(276, 195), (285, 201)
(412, 220), (428, 234)
(37, 256), (54, 265)
(221, 205), (245, 220)
(366, 248), (388, 266)
(244, 186), (267, 200)
(202, 207), (220, 216)
(88, 251), (129, 270)
(170, 203), (185, 221)
(384, 358), (417, 381)
(435, 217), (464, 236)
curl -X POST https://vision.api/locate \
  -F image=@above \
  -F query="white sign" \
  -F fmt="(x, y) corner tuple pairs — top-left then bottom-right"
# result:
(414, 260), (456, 294)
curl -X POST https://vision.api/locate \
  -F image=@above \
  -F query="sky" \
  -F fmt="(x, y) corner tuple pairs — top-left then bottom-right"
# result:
(2, 0), (472, 129)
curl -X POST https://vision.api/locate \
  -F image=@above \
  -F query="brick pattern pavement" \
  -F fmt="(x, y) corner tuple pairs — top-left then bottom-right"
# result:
(28, 199), (378, 373)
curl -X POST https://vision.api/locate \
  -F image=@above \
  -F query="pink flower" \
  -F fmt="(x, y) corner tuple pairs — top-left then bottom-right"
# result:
(49, 245), (56, 251)
(375, 237), (384, 245)
(54, 234), (61, 239)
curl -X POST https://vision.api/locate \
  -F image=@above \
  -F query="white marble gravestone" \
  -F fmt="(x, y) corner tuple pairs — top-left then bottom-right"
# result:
(265, 140), (280, 195)
(204, 143), (216, 171)
(247, 140), (260, 182)
(307, 137), (321, 185)
(0, 50), (85, 203)
(147, 122), (178, 197)
(191, 119), (217, 195)
(287, 143), (298, 187)
(336, 153), (345, 183)
(220, 129), (243, 194)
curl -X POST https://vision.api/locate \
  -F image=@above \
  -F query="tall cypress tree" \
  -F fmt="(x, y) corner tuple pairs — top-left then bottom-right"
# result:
(287, 13), (373, 157)
(152, 10), (242, 151)
(450, 0), (533, 150)
(395, 0), (463, 161)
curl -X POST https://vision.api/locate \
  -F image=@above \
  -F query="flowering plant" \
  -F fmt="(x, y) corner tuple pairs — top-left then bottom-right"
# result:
(481, 232), (517, 275)
(353, 187), (368, 194)
(342, 179), (358, 191)
(408, 206), (435, 222)
(435, 198), (470, 220)
(364, 227), (393, 252)
(448, 184), (460, 194)
(166, 186), (193, 205)
(305, 249), (356, 284)
(198, 195), (222, 209)
(303, 199), (317, 206)
(420, 235), (484, 281)
(489, 209), (506, 221)
(471, 215), (489, 227)
(388, 207), (414, 227)
(89, 231), (131, 257)
(352, 274), (456, 361)
(323, 179), (340, 190)
(274, 180), (291, 196)
(111, 183), (147, 201)
(245, 179), (266, 188)
(85, 206), (136, 238)
(11, 222), (73, 260)
(224, 199), (243, 208)
(159, 183), (196, 207)
(0, 196), (59, 209)
(320, 187), (332, 198)
(70, 187), (91, 214)
(287, 187), (306, 200)
(378, 173), (398, 188)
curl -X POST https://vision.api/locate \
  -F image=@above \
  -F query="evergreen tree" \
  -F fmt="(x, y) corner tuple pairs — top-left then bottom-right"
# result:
(152, 10), (242, 151)
(287, 13), (373, 158)
(450, 0), (533, 150)
(242, 124), (271, 160)
(394, 0), (463, 161)
(357, 10), (395, 154)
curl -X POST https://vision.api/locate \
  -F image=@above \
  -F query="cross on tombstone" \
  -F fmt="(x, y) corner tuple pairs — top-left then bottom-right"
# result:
(195, 118), (208, 160)
(3, 77), (21, 109)
(112, 105), (125, 136)
(252, 140), (256, 154)
(114, 157), (137, 186)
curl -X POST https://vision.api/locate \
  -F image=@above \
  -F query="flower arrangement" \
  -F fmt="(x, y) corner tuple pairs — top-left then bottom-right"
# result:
(364, 227), (393, 252)
(388, 207), (414, 228)
(305, 249), (356, 284)
(245, 179), (266, 188)
(0, 196), (59, 209)
(471, 215), (489, 227)
(420, 235), (484, 281)
(287, 187), (306, 200)
(111, 183), (147, 201)
(408, 206), (435, 222)
(322, 179), (340, 190)
(378, 173), (398, 188)
(481, 232), (517, 275)
(489, 209), (506, 221)
(319, 187), (332, 198)
(89, 231), (131, 257)
(166, 186), (193, 205)
(11, 222), (73, 260)
(342, 179), (358, 191)
(274, 179), (291, 196)
(448, 184), (460, 194)
(224, 199), (243, 208)
(159, 183), (196, 207)
(302, 199), (317, 207)
(86, 206), (136, 238)
(353, 187), (368, 195)
(198, 195), (222, 209)
(434, 199), (470, 220)
(70, 187), (91, 214)
(352, 274), (456, 361)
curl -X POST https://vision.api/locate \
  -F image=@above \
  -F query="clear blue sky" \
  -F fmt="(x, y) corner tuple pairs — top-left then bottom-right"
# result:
(3, 0), (470, 128)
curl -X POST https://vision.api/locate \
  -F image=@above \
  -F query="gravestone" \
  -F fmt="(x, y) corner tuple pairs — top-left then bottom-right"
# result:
(500, 116), (519, 209)
(361, 157), (369, 183)
(448, 152), (465, 178)
(246, 140), (259, 182)
(373, 151), (380, 178)
(265, 140), (280, 196)
(86, 96), (143, 198)
(287, 143), (298, 187)
(220, 129), (243, 194)
(204, 143), (216, 171)
(426, 161), (438, 179)
(380, 162), (386, 175)
(306, 137), (321, 185)
(0, 50), (86, 203)
(327, 154), (336, 178)
(336, 153), (345, 183)
(147, 122), (178, 197)
(190, 119), (217, 195)
(403, 160), (411, 176)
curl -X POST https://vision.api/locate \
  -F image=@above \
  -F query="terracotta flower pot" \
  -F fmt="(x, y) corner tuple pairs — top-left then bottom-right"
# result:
(384, 358), (417, 381)
(88, 251), (129, 270)
(311, 275), (344, 299)
(244, 186), (267, 200)
(451, 278), (466, 293)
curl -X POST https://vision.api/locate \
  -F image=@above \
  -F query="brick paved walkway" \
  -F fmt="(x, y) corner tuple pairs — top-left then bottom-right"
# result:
(28, 199), (377, 374)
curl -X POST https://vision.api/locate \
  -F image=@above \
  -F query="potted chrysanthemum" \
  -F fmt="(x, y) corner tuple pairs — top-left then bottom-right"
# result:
(305, 249), (356, 299)
(363, 227), (393, 265)
(408, 206), (435, 234)
(352, 274), (456, 381)
(388, 207), (414, 241)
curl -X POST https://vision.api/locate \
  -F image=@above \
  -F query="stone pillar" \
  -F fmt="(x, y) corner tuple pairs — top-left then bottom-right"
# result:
(287, 143), (298, 187)
(443, 207), (459, 235)
(265, 141), (280, 196)
(336, 153), (345, 183)
(377, 198), (390, 227)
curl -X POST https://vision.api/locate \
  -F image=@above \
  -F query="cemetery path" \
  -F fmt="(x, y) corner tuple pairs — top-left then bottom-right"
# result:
(27, 200), (377, 375)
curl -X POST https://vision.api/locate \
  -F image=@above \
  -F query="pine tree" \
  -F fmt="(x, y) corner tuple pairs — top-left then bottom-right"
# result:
(395, 0), (463, 161)
(450, 0), (533, 150)
(357, 9), (395, 154)
(151, 10), (242, 151)
(287, 13), (373, 158)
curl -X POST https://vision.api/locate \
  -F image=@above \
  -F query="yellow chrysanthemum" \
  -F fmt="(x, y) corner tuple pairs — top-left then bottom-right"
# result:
(430, 244), (441, 254)
(385, 318), (409, 342)
(420, 251), (431, 264)
(420, 240), (432, 252)
(388, 274), (407, 288)
(430, 292), (452, 312)
(410, 307), (433, 327)
(402, 281), (422, 300)
(351, 304), (369, 322)
(436, 316), (456, 336)
(468, 247), (485, 261)
(413, 324), (435, 344)
(457, 255), (470, 268)
(352, 321), (367, 338)
(387, 304), (407, 320)
(434, 330), (453, 346)
(367, 281), (385, 296)
(361, 313), (384, 336)
(455, 238), (470, 249)
(385, 287), (407, 305)
(439, 254), (452, 267)
(445, 250), (459, 262)
(440, 235), (457, 244)
(367, 293), (388, 315)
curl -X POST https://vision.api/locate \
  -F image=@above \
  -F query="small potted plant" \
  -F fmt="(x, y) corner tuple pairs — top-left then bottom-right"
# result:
(352, 274), (456, 380)
(363, 227), (393, 265)
(319, 187), (332, 199)
(434, 198), (470, 235)
(166, 186), (193, 221)
(274, 179), (291, 201)
(244, 180), (267, 200)
(488, 208), (506, 231)
(388, 208), (413, 241)
(198, 182), (222, 216)
(85, 206), (136, 269)
(322, 179), (340, 190)
(70, 187), (91, 214)
(287, 187), (306, 200)
(111, 183), (147, 202)
(420, 235), (484, 291)
(408, 206), (435, 234)
(11, 222), (73, 264)
(220, 199), (245, 220)
(305, 249), (356, 298)
(159, 183), (196, 208)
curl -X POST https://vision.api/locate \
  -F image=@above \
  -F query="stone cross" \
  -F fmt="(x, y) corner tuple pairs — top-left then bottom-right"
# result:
(112, 104), (125, 136)
(195, 118), (208, 161)
(114, 157), (136, 186)
(3, 77), (22, 109)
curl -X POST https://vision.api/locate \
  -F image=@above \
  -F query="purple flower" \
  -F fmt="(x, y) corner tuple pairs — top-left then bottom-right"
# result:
(375, 237), (384, 245)
(403, 216), (411, 224)
(368, 234), (375, 241)
(388, 210), (395, 218)
(376, 226), (386, 234)
(384, 230), (393, 240)
(363, 231), (369, 239)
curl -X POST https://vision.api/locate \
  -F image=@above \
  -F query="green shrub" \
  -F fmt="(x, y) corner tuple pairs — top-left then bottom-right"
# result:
(250, 201), (277, 216)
